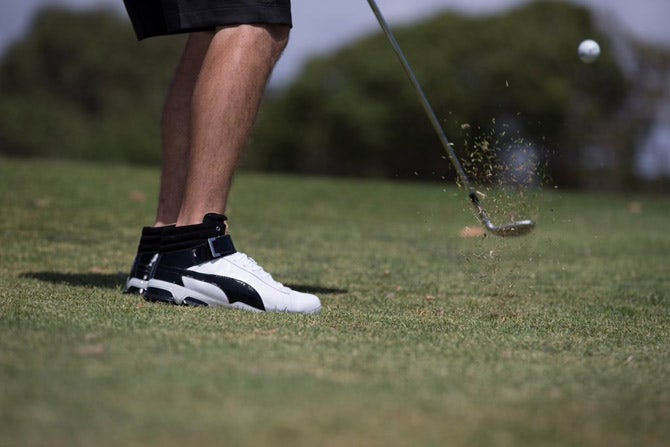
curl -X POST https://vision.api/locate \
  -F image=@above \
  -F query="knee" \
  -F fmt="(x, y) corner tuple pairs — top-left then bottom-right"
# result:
(216, 24), (289, 60)
(241, 24), (289, 64)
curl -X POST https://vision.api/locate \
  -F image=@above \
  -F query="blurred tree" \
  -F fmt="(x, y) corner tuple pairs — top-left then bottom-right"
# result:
(0, 6), (183, 163)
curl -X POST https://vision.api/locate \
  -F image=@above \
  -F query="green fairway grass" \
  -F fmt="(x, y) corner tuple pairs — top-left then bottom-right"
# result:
(1, 156), (668, 446)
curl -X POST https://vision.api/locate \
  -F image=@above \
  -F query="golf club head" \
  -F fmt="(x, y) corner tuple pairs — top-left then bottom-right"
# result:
(472, 198), (535, 237)
(484, 219), (535, 237)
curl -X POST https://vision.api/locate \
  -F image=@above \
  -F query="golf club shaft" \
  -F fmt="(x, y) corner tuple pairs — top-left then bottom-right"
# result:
(365, 0), (477, 202)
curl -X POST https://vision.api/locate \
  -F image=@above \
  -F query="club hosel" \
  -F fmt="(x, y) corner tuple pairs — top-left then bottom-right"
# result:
(469, 191), (481, 207)
(468, 192), (490, 223)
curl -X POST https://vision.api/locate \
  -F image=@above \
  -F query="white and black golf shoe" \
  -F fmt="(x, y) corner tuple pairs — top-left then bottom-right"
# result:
(143, 214), (321, 314)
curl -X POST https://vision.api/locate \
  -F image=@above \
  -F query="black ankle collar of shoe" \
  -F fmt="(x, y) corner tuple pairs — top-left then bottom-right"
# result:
(161, 215), (227, 250)
(156, 214), (236, 265)
(137, 225), (174, 252)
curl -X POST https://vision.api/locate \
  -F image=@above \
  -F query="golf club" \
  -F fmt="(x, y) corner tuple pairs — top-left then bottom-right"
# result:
(366, 0), (535, 237)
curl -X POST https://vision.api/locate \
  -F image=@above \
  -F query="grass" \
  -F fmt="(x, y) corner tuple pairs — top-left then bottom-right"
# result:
(0, 156), (669, 446)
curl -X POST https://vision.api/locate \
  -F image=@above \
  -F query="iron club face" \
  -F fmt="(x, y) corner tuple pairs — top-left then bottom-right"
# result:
(474, 197), (535, 237)
(483, 219), (535, 237)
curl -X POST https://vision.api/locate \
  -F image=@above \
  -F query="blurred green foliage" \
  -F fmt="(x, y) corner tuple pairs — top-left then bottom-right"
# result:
(0, 2), (638, 187)
(0, 6), (183, 163)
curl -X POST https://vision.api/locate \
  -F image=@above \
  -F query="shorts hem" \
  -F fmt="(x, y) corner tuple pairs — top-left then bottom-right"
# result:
(124, 1), (292, 40)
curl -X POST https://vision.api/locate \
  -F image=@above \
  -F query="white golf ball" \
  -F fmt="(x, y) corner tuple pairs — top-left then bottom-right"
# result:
(578, 39), (600, 63)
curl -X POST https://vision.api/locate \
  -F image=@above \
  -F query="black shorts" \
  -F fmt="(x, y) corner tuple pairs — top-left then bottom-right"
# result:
(123, 0), (292, 40)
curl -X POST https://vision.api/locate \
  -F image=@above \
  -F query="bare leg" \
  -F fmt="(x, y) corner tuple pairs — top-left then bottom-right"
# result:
(176, 24), (289, 226)
(154, 33), (213, 227)
(128, 24), (320, 313)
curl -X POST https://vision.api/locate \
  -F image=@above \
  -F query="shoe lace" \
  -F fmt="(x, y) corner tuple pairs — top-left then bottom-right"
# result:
(230, 252), (290, 292)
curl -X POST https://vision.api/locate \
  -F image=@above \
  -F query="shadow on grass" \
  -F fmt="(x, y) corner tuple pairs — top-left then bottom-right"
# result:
(21, 271), (124, 289)
(20, 272), (348, 295)
(286, 284), (348, 295)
